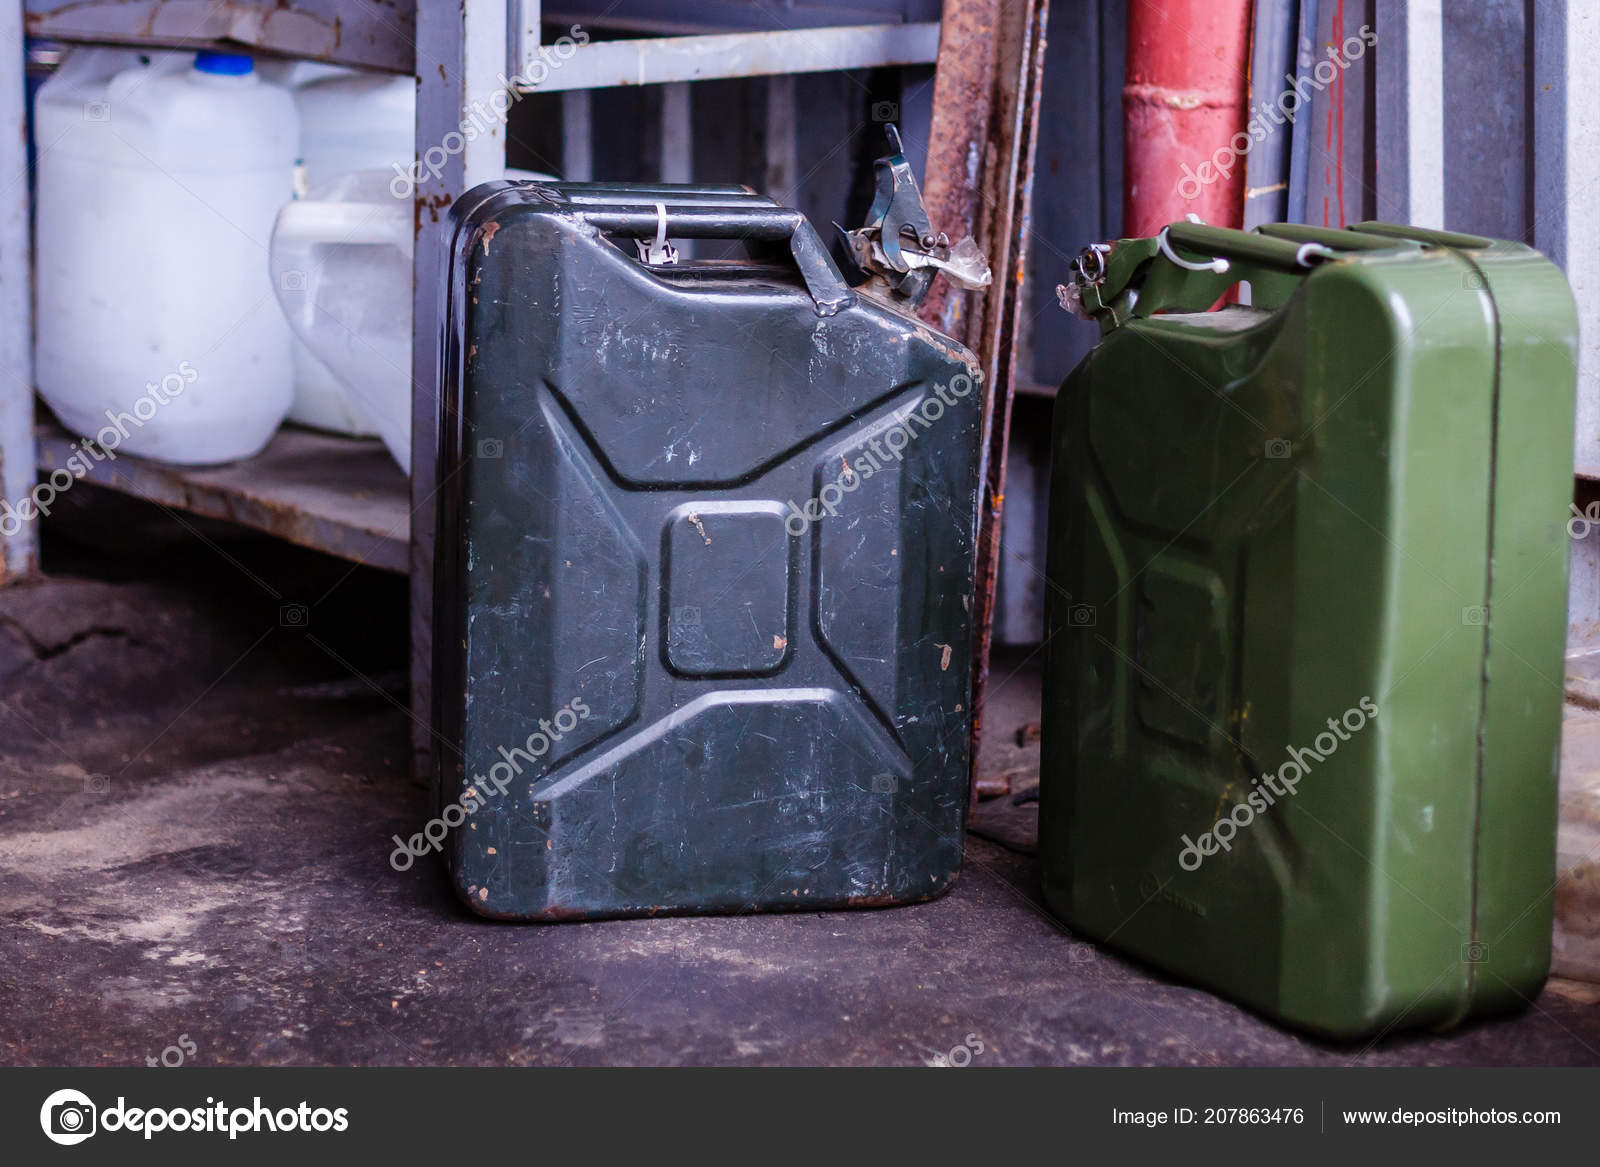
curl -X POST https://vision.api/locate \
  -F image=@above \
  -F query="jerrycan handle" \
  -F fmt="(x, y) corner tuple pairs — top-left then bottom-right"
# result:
(1065, 218), (1435, 330)
(565, 196), (854, 318)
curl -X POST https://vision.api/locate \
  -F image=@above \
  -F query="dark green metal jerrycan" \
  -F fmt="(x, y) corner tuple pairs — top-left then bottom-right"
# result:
(1041, 221), (1577, 1038)
(433, 165), (990, 920)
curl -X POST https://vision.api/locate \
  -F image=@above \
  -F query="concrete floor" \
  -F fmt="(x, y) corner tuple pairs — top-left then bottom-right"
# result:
(2, 489), (1598, 1066)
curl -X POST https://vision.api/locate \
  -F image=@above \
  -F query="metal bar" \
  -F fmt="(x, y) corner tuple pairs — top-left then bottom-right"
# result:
(1406, 0), (1445, 229)
(763, 74), (799, 205)
(514, 23), (942, 92)
(918, 0), (1049, 800)
(1100, 0), (1126, 237)
(1025, 0), (1115, 389)
(1533, 0), (1567, 267)
(509, 0), (542, 80)
(1372, 0), (1410, 222)
(22, 0), (417, 73)
(0, 1), (36, 582)
(917, 4), (998, 343)
(660, 81), (692, 182)
(562, 89), (594, 181)
(1242, 0), (1299, 229)
(1566, 0), (1600, 479)
(895, 64), (936, 180)
(537, 0), (943, 36)
(1285, 0), (1318, 222)
(1297, 0), (1373, 229)
(411, 3), (511, 782)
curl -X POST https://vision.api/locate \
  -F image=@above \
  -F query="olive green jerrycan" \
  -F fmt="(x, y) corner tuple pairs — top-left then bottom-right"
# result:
(1040, 222), (1578, 1039)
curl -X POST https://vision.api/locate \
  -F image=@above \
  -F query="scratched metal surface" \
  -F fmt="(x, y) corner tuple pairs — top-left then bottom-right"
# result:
(433, 183), (985, 919)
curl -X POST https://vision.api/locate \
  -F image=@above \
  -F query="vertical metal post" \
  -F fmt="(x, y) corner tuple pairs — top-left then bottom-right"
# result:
(562, 89), (594, 182)
(1565, 0), (1600, 481)
(1405, 0), (1445, 229)
(919, 0), (1050, 797)
(508, 1), (543, 78)
(659, 81), (692, 255)
(895, 64), (936, 180)
(1560, 0), (1600, 657)
(0, 2), (37, 583)
(1372, 0), (1411, 223)
(1531, 0), (1566, 267)
(660, 81), (692, 183)
(763, 74), (798, 204)
(411, 1), (510, 782)
(1242, 0), (1299, 229)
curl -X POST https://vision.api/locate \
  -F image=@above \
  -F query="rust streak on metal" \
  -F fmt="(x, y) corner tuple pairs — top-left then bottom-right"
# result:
(916, 0), (1002, 345)
(918, 0), (1049, 809)
(412, 191), (453, 239)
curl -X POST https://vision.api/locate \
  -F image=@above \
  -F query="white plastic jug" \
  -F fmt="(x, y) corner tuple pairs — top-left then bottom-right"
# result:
(284, 72), (415, 435)
(34, 49), (298, 465)
(271, 170), (413, 472)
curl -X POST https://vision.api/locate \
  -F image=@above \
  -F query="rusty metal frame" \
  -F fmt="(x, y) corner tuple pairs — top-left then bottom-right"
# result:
(22, 0), (417, 72)
(917, 0), (1050, 796)
(0, 3), (35, 583)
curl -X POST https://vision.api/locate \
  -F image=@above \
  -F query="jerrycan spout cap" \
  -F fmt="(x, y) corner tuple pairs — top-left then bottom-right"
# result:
(193, 51), (254, 76)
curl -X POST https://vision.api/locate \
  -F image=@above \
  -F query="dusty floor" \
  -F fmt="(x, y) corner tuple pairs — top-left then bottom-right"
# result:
(1, 488), (1598, 1066)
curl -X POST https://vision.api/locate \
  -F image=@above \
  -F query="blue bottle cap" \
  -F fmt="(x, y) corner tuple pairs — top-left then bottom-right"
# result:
(193, 51), (254, 76)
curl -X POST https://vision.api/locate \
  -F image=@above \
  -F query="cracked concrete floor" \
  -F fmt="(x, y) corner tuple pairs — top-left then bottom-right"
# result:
(1, 487), (1598, 1066)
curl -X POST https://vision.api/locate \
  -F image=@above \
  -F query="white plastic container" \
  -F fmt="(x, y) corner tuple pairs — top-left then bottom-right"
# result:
(34, 49), (298, 465)
(270, 167), (557, 475)
(256, 59), (351, 92)
(284, 72), (415, 435)
(295, 72), (414, 188)
(271, 170), (414, 472)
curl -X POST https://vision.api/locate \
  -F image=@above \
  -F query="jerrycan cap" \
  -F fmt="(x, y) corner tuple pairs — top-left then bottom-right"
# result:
(193, 51), (254, 76)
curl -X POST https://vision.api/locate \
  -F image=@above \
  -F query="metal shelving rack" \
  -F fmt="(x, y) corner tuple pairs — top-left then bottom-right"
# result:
(6, 1), (1046, 788)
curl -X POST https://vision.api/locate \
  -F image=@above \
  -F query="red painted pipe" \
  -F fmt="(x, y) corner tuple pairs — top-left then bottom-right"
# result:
(1123, 0), (1252, 237)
